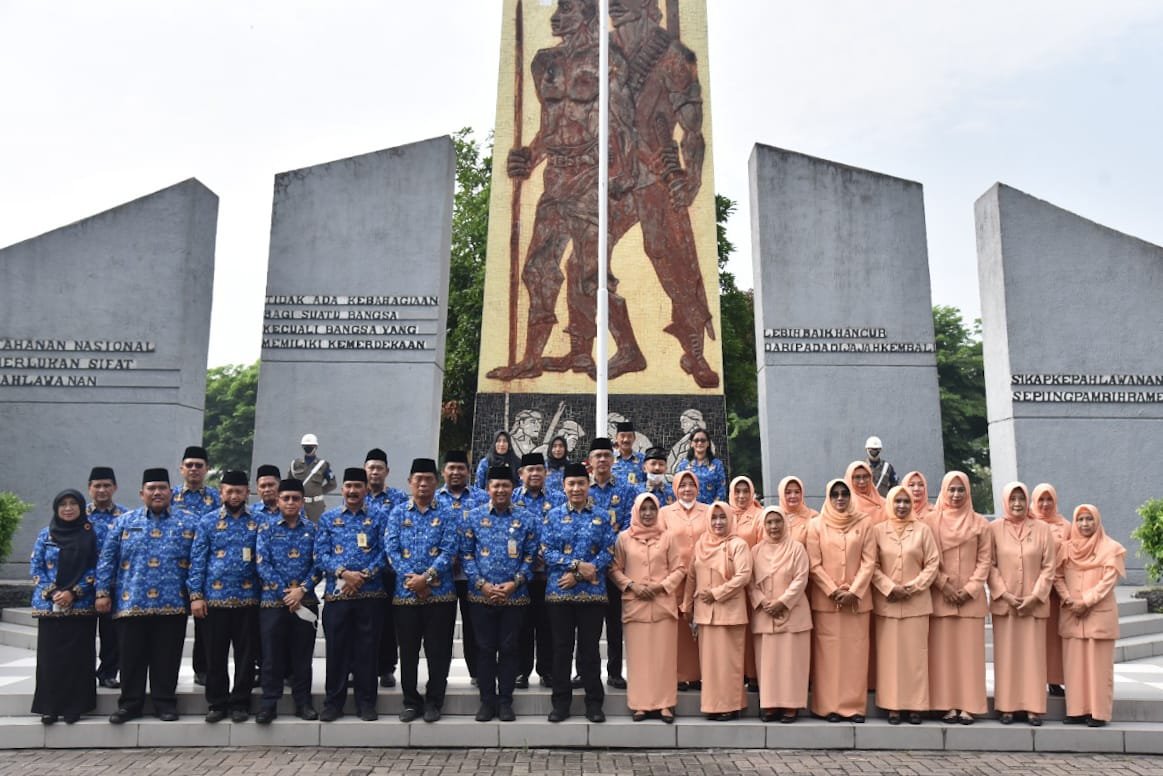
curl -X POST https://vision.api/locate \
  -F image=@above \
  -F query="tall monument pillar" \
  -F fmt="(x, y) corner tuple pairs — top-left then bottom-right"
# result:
(473, 0), (727, 467)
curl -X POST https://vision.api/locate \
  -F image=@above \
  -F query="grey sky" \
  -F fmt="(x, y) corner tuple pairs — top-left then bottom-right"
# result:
(2, 1), (1160, 367)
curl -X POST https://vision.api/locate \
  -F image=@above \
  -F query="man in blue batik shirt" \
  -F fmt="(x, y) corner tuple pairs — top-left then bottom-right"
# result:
(436, 450), (487, 686)
(252, 465), (283, 524)
(364, 447), (407, 690)
(461, 465), (540, 722)
(96, 468), (198, 724)
(86, 465), (127, 690)
(641, 447), (676, 507)
(172, 444), (220, 686)
(611, 421), (646, 486)
(512, 452), (563, 689)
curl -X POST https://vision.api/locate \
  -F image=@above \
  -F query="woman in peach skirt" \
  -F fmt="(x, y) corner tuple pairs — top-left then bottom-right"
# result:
(660, 470), (710, 689)
(903, 470), (937, 522)
(871, 486), (940, 724)
(1055, 504), (1125, 727)
(988, 482), (1058, 726)
(806, 479), (877, 722)
(1031, 482), (1071, 696)
(924, 471), (991, 723)
(846, 460), (885, 689)
(682, 501), (752, 720)
(611, 493), (686, 722)
(729, 475), (764, 689)
(750, 506), (811, 723)
(778, 476), (818, 546)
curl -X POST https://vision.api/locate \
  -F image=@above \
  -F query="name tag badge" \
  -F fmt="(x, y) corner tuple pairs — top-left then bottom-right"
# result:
(357, 532), (369, 549)
(242, 547), (252, 562)
(508, 539), (519, 558)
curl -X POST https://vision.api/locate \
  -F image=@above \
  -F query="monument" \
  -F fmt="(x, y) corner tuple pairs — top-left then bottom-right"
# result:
(0, 180), (218, 576)
(750, 144), (945, 504)
(976, 183), (1163, 579)
(250, 137), (454, 500)
(472, 0), (728, 466)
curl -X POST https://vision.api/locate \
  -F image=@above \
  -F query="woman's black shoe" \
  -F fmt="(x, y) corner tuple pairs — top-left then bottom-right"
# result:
(40, 714), (57, 725)
(825, 712), (843, 723)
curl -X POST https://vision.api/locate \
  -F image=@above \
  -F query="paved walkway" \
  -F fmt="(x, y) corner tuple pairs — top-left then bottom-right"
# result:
(0, 748), (1160, 775)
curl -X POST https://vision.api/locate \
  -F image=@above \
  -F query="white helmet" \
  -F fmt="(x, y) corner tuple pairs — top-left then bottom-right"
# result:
(865, 436), (882, 449)
(301, 433), (319, 446)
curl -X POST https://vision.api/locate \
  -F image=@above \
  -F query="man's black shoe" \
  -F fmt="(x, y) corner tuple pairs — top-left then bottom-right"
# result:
(230, 710), (249, 723)
(296, 705), (318, 721)
(585, 708), (606, 723)
(255, 709), (276, 724)
(157, 710), (179, 722)
(606, 675), (626, 689)
(98, 677), (120, 689)
(475, 703), (496, 722)
(380, 672), (397, 688)
(498, 704), (516, 722)
(570, 674), (583, 689)
(547, 708), (569, 723)
(423, 705), (441, 723)
(204, 708), (228, 723)
(108, 708), (137, 724)
(399, 706), (420, 722)
(193, 672), (207, 686)
(538, 675), (553, 688)
(319, 707), (343, 722)
(514, 674), (530, 689)
(359, 708), (379, 722)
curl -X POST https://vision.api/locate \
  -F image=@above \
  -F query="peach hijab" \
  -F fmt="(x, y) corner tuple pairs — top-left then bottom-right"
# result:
(902, 470), (937, 520)
(845, 460), (884, 517)
(778, 475), (819, 521)
(693, 500), (738, 576)
(1031, 483), (1071, 534)
(628, 492), (664, 542)
(883, 485), (915, 531)
(672, 469), (700, 506)
(753, 506), (798, 588)
(1065, 504), (1126, 576)
(931, 471), (980, 552)
(820, 478), (861, 532)
(729, 475), (763, 543)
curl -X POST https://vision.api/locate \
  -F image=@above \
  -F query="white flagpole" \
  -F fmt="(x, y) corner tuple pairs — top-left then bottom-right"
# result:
(596, 0), (610, 437)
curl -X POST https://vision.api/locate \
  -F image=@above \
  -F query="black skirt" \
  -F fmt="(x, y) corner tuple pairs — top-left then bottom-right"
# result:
(32, 615), (97, 717)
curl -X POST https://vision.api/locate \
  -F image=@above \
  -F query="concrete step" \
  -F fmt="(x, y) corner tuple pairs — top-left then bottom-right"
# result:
(0, 714), (1160, 753)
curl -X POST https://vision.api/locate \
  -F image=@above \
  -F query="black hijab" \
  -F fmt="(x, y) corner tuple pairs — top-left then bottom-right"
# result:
(48, 489), (97, 593)
(546, 435), (570, 471)
(487, 430), (522, 483)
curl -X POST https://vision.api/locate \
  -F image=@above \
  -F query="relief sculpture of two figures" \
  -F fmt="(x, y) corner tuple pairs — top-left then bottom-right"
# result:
(487, 0), (719, 389)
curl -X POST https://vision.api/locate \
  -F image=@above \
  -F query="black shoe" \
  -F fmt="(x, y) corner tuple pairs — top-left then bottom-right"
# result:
(570, 674), (583, 689)
(760, 710), (778, 723)
(319, 707), (343, 722)
(157, 710), (179, 722)
(475, 704), (496, 722)
(1063, 715), (1087, 725)
(40, 714), (57, 725)
(689, 680), (702, 690)
(713, 711), (740, 721)
(825, 712), (843, 723)
(256, 709), (276, 724)
(470, 677), (478, 688)
(63, 714), (81, 724)
(98, 677), (121, 689)
(1048, 684), (1065, 697)
(423, 705), (441, 723)
(677, 681), (691, 692)
(109, 708), (137, 724)
(849, 714), (865, 723)
(548, 708), (569, 723)
(193, 672), (207, 686)
(538, 675), (553, 688)
(498, 704), (516, 722)
(514, 674), (530, 689)
(296, 705), (318, 721)
(746, 679), (759, 693)
(380, 672), (396, 688)
(205, 708), (228, 723)
(1087, 717), (1107, 727)
(606, 675), (627, 690)
(359, 708), (378, 722)
(585, 708), (606, 723)
(230, 710), (249, 723)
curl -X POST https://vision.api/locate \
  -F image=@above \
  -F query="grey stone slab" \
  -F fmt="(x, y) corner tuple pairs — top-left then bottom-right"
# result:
(1033, 725), (1124, 752)
(0, 180), (217, 577)
(137, 717), (229, 747)
(498, 718), (589, 747)
(944, 721), (1033, 751)
(588, 718), (676, 748)
(250, 138), (454, 488)
(1122, 724), (1163, 754)
(976, 184), (1163, 579)
(750, 145), (944, 504)
(0, 718), (45, 749)
(407, 717), (499, 747)
(1113, 698), (1163, 723)
(44, 718), (138, 748)
(318, 718), (408, 747)
(228, 718), (320, 747)
(852, 720), (944, 750)
(676, 719), (767, 748)
(765, 720), (854, 749)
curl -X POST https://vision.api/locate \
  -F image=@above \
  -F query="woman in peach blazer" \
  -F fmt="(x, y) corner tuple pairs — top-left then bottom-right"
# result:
(778, 476), (817, 546)
(681, 501), (752, 719)
(1055, 504), (1125, 727)
(611, 492), (686, 722)
(903, 470), (938, 523)
(729, 475), (764, 689)
(871, 486), (940, 724)
(846, 460), (884, 520)
(924, 471), (991, 723)
(660, 470), (710, 688)
(749, 506), (812, 723)
(1031, 482), (1072, 695)
(988, 482), (1058, 725)
(806, 478), (877, 722)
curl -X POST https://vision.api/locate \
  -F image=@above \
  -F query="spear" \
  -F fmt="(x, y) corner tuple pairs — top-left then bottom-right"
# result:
(507, 0), (525, 368)
(667, 0), (680, 38)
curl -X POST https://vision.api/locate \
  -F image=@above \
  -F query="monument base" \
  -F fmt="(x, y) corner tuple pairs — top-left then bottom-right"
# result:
(471, 393), (728, 475)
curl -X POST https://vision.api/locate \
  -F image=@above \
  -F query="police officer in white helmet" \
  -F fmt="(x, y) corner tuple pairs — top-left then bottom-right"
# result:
(864, 435), (898, 498)
(289, 433), (337, 522)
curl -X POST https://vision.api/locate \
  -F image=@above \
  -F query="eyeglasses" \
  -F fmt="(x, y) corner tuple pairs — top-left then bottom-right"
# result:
(183, 462), (206, 469)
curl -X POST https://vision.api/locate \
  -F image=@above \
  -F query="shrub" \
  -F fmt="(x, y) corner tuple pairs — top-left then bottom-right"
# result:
(1132, 498), (1163, 584)
(0, 492), (32, 565)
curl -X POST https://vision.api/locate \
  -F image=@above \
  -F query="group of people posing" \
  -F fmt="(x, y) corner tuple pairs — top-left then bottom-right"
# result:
(28, 425), (1126, 729)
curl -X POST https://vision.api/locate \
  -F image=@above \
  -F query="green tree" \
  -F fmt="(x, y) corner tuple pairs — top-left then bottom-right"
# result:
(0, 492), (31, 564)
(440, 128), (493, 452)
(202, 361), (259, 475)
(932, 305), (992, 511)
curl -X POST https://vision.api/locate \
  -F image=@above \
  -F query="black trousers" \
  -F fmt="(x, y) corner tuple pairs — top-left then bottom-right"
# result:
(454, 579), (478, 677)
(395, 600), (456, 711)
(548, 602), (604, 713)
(322, 597), (382, 714)
(259, 605), (316, 710)
(518, 578), (552, 680)
(469, 603), (526, 707)
(377, 568), (398, 676)
(203, 606), (258, 712)
(33, 616), (97, 718)
(604, 584), (624, 677)
(96, 611), (119, 681)
(192, 616), (206, 674)
(117, 614), (187, 716)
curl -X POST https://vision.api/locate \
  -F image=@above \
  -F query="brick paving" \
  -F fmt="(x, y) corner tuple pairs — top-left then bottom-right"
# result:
(0, 748), (1160, 776)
